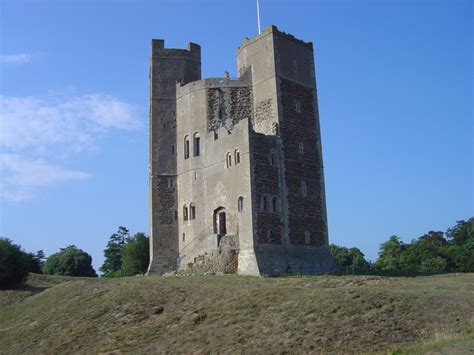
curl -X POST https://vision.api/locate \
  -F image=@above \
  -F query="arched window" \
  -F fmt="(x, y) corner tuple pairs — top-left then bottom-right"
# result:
(272, 197), (278, 213)
(234, 149), (240, 165)
(262, 196), (268, 211)
(190, 203), (196, 220)
(193, 133), (200, 156)
(301, 180), (307, 197)
(238, 196), (244, 212)
(226, 152), (232, 168)
(184, 136), (190, 159)
(304, 231), (311, 245)
(183, 205), (188, 221)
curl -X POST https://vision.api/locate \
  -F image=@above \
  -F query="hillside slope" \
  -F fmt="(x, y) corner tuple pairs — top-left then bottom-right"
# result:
(1, 273), (473, 353)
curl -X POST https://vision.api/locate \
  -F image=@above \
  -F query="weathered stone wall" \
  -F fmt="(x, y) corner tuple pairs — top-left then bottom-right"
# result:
(279, 78), (326, 246)
(175, 75), (258, 275)
(250, 133), (283, 245)
(207, 86), (252, 131)
(241, 26), (335, 275)
(149, 27), (335, 276)
(148, 40), (201, 275)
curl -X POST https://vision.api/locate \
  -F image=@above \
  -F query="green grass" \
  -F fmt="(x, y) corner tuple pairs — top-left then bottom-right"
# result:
(0, 273), (473, 353)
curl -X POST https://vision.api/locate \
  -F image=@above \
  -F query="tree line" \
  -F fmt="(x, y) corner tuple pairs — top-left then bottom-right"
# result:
(1, 217), (472, 288)
(330, 218), (474, 274)
(0, 226), (149, 288)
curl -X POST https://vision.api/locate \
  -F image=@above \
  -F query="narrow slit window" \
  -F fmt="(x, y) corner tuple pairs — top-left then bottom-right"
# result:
(301, 180), (307, 197)
(235, 149), (240, 165)
(304, 231), (311, 245)
(193, 133), (200, 156)
(184, 136), (190, 159)
(272, 197), (278, 213)
(269, 152), (275, 166)
(268, 230), (274, 241)
(262, 196), (268, 211)
(190, 203), (196, 220)
(298, 142), (304, 155)
(183, 205), (188, 221)
(226, 152), (232, 168)
(295, 99), (301, 113)
(238, 196), (244, 212)
(171, 144), (175, 155)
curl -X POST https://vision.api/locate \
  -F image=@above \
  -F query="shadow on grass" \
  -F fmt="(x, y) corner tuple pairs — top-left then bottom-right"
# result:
(13, 284), (49, 294)
(0, 283), (49, 293)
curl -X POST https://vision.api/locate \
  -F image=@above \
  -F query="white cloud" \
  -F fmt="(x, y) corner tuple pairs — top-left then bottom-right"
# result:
(0, 53), (32, 64)
(0, 154), (89, 202)
(0, 94), (141, 153)
(0, 93), (141, 201)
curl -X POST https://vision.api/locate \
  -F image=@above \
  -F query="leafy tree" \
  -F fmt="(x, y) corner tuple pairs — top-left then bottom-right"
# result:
(446, 218), (474, 245)
(120, 233), (149, 276)
(42, 245), (97, 277)
(0, 238), (31, 288)
(330, 244), (369, 270)
(374, 235), (405, 271)
(100, 226), (129, 277)
(349, 247), (369, 269)
(449, 239), (474, 272)
(374, 219), (474, 274)
(419, 256), (448, 273)
(26, 250), (46, 274)
(398, 231), (449, 272)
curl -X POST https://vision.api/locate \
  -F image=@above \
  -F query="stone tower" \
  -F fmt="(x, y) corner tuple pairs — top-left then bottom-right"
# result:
(148, 26), (335, 276)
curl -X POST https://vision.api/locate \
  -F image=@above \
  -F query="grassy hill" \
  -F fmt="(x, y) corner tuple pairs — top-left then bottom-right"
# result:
(1, 273), (473, 354)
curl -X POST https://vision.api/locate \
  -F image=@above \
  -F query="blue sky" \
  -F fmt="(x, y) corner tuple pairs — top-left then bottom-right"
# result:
(1, 0), (472, 272)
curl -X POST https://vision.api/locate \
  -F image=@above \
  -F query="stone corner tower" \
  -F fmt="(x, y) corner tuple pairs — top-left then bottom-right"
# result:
(148, 26), (335, 276)
(148, 39), (201, 274)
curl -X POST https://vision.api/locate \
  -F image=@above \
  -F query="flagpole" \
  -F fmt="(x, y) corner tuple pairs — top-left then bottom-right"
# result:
(257, 0), (261, 35)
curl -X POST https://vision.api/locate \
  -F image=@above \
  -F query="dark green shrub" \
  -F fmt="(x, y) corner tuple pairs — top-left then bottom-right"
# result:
(0, 238), (31, 288)
(42, 245), (97, 277)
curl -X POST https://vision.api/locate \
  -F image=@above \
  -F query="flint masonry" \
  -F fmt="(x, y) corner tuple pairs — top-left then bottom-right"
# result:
(148, 26), (335, 276)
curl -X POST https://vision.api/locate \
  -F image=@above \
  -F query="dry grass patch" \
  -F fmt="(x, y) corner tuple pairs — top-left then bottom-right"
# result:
(0, 273), (473, 353)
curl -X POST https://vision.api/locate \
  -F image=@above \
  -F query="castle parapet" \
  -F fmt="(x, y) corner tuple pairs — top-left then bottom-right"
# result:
(176, 69), (252, 98)
(151, 39), (201, 63)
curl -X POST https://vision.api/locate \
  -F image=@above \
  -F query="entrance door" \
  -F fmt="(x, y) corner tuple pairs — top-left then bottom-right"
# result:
(218, 212), (226, 236)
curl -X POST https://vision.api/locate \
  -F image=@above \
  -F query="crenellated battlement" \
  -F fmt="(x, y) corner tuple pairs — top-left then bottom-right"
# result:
(238, 25), (313, 52)
(151, 39), (201, 62)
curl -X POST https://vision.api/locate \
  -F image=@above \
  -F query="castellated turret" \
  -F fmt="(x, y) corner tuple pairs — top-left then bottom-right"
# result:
(148, 26), (335, 276)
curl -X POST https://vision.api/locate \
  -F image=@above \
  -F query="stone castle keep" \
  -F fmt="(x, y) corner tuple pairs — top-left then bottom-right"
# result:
(148, 26), (335, 276)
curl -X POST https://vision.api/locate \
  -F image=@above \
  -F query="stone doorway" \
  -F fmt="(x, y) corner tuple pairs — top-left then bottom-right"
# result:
(213, 207), (227, 245)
